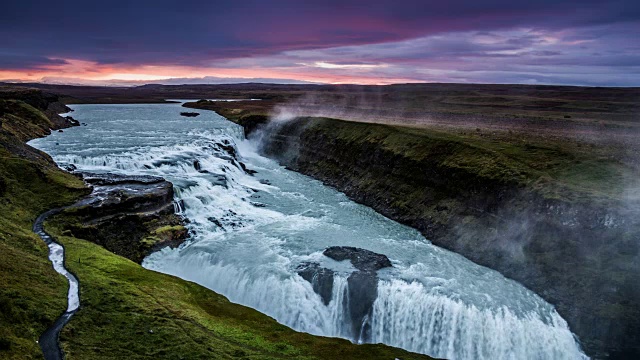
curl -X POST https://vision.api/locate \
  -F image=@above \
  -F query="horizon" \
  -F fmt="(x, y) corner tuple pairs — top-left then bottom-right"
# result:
(4, 80), (640, 89)
(2, 1), (639, 87)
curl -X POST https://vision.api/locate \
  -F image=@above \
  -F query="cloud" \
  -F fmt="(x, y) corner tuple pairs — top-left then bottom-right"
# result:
(0, 54), (68, 70)
(0, 0), (638, 85)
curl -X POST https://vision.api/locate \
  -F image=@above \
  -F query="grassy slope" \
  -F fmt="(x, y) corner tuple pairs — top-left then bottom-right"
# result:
(0, 96), (431, 359)
(47, 222), (429, 360)
(0, 96), (89, 358)
(306, 118), (639, 202)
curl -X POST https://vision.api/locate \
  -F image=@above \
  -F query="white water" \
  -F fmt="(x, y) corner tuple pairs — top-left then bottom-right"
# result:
(29, 102), (588, 359)
(37, 230), (80, 312)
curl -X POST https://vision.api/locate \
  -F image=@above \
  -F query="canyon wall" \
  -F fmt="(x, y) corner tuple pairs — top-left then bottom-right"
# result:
(247, 116), (640, 359)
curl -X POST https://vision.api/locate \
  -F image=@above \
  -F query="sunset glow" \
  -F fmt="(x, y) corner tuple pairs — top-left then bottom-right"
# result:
(1, 1), (639, 86)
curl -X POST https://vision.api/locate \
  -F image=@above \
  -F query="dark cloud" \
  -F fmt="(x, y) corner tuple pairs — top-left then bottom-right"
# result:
(0, 54), (68, 70)
(0, 0), (638, 85)
(1, 0), (638, 67)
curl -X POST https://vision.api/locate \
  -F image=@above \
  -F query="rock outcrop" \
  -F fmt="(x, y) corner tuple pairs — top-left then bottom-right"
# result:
(60, 172), (188, 263)
(298, 247), (393, 342)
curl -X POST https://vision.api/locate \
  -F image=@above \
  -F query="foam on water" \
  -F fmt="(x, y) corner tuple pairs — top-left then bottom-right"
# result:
(29, 102), (588, 359)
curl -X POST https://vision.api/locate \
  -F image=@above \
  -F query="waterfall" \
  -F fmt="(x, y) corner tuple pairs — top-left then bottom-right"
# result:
(29, 102), (589, 360)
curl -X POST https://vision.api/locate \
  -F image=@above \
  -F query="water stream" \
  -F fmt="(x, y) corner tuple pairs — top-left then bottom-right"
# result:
(30, 102), (588, 359)
(33, 208), (79, 360)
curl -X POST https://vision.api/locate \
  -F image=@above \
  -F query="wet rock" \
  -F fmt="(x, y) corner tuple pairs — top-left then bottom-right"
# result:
(75, 174), (173, 217)
(219, 143), (238, 159)
(80, 172), (165, 186)
(346, 271), (378, 340)
(207, 217), (224, 229)
(61, 172), (187, 263)
(62, 163), (77, 172)
(259, 179), (271, 185)
(298, 247), (393, 342)
(193, 160), (202, 171)
(323, 246), (392, 272)
(64, 116), (80, 126)
(180, 112), (200, 117)
(58, 129), (63, 133)
(240, 162), (258, 175)
(297, 262), (334, 305)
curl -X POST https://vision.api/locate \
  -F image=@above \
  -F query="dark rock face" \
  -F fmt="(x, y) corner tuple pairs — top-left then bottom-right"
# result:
(64, 116), (80, 126)
(75, 173), (175, 217)
(240, 161), (257, 175)
(258, 117), (640, 358)
(297, 247), (393, 342)
(61, 172), (188, 263)
(297, 262), (334, 305)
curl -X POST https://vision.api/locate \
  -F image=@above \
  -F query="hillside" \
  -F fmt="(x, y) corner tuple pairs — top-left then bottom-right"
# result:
(0, 87), (432, 360)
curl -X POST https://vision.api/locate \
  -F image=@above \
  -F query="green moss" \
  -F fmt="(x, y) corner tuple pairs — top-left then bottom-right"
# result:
(152, 225), (186, 235)
(302, 117), (639, 202)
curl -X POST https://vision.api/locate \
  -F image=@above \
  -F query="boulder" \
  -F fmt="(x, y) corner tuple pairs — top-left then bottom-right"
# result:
(323, 246), (392, 272)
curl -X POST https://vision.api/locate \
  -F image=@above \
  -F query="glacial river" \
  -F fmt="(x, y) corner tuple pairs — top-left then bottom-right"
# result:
(29, 102), (588, 360)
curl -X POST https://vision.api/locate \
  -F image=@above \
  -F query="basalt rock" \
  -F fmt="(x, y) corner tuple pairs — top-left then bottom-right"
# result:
(60, 172), (188, 263)
(298, 247), (393, 342)
(297, 262), (335, 306)
(240, 161), (257, 175)
(324, 246), (392, 272)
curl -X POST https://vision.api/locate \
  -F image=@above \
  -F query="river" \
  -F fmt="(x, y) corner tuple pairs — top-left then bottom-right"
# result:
(29, 102), (587, 360)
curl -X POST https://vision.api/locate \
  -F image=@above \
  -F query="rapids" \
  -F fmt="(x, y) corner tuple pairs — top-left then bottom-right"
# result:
(29, 102), (588, 360)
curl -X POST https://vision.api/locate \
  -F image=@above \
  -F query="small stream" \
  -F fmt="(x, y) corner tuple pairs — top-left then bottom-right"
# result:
(33, 208), (79, 360)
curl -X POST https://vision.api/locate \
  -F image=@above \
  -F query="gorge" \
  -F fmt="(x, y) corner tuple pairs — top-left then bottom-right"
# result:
(28, 101), (588, 359)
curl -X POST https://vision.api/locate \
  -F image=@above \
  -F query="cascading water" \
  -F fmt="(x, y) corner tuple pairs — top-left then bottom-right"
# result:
(29, 102), (588, 360)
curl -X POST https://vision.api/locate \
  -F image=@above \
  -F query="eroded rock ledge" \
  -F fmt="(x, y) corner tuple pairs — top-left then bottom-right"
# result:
(58, 172), (188, 263)
(298, 246), (393, 342)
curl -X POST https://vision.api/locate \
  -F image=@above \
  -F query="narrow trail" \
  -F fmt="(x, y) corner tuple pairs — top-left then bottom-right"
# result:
(33, 208), (80, 360)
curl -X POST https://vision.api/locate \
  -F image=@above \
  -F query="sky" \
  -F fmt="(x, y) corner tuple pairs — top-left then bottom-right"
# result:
(1, 0), (639, 86)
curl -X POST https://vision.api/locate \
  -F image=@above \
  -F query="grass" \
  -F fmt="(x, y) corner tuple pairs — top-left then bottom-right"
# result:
(45, 220), (431, 360)
(301, 117), (639, 202)
(0, 149), (88, 359)
(0, 97), (432, 359)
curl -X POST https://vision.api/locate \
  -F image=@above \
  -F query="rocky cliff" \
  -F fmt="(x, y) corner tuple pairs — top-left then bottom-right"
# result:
(55, 173), (188, 264)
(239, 115), (640, 359)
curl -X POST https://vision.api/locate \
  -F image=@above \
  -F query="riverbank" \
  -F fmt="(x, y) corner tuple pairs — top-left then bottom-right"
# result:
(0, 87), (432, 359)
(187, 98), (640, 358)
